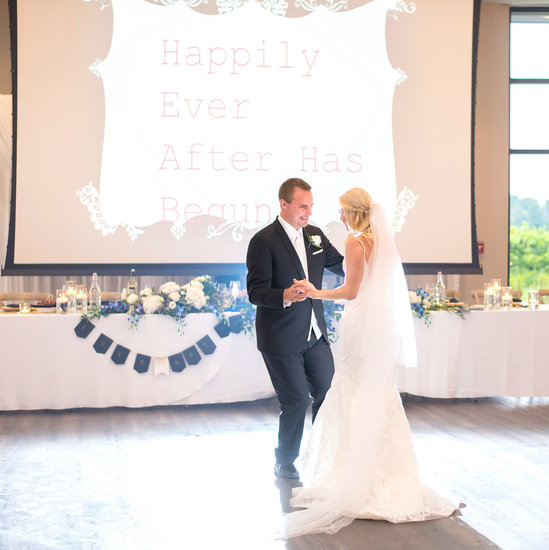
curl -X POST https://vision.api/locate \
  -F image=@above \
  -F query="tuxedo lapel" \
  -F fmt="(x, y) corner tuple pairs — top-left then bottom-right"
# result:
(303, 230), (313, 275)
(274, 219), (306, 279)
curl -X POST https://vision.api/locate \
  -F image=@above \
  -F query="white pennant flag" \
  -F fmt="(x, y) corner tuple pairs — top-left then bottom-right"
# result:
(153, 356), (170, 377)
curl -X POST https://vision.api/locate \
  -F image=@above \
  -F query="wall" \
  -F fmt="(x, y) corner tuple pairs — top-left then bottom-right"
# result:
(0, 1), (512, 300)
(460, 3), (510, 301)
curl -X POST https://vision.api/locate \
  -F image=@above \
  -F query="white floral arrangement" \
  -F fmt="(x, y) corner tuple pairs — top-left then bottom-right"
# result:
(123, 276), (216, 317)
(95, 275), (223, 331)
(82, 274), (256, 335)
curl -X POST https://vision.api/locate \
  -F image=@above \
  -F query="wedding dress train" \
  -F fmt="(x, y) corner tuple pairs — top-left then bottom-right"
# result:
(284, 204), (457, 537)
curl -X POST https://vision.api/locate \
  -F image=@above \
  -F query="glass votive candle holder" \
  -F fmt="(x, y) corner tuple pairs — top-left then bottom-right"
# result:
(63, 280), (77, 291)
(66, 287), (77, 314)
(483, 282), (495, 310)
(76, 284), (88, 314)
(56, 289), (68, 314)
(19, 303), (31, 314)
(490, 279), (501, 309)
(501, 287), (513, 310)
(528, 290), (539, 310)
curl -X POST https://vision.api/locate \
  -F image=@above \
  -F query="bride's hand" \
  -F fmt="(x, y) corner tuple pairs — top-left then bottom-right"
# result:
(293, 278), (318, 298)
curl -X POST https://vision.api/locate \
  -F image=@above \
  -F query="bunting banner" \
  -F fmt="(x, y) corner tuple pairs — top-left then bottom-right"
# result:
(153, 357), (170, 376)
(134, 354), (151, 374)
(93, 333), (113, 354)
(168, 353), (185, 372)
(111, 344), (130, 365)
(182, 346), (201, 366)
(73, 314), (243, 376)
(197, 335), (216, 355)
(74, 318), (95, 338)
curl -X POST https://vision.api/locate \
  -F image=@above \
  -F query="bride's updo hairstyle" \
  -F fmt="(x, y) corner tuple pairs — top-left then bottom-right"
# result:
(339, 187), (373, 239)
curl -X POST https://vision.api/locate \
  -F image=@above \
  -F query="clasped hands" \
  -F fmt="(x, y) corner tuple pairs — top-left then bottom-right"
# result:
(283, 278), (318, 303)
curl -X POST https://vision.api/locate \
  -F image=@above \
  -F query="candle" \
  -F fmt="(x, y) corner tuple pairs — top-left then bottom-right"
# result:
(483, 283), (496, 310)
(76, 292), (88, 314)
(56, 297), (68, 314)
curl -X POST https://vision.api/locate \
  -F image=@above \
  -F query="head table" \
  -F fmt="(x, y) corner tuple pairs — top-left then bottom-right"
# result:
(0, 307), (548, 410)
(396, 306), (549, 398)
(0, 312), (275, 411)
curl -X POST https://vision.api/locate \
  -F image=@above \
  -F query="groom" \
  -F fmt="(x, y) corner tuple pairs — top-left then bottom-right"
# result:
(246, 178), (344, 479)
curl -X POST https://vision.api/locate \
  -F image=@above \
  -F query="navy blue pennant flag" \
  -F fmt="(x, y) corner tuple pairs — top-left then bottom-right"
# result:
(214, 319), (231, 338)
(93, 333), (113, 354)
(183, 346), (201, 366)
(197, 335), (216, 355)
(134, 354), (151, 373)
(74, 318), (95, 338)
(168, 353), (186, 373)
(229, 314), (243, 334)
(111, 345), (130, 365)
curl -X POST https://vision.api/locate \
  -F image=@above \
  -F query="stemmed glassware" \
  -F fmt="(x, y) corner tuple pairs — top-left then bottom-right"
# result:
(229, 281), (242, 302)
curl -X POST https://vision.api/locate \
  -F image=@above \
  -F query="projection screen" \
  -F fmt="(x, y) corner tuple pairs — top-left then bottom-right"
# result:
(4, 0), (480, 275)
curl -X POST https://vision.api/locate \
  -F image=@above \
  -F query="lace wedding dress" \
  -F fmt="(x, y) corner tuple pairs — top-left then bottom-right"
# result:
(284, 204), (458, 537)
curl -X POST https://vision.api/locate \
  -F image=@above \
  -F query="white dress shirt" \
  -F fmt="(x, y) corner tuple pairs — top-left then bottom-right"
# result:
(278, 215), (322, 341)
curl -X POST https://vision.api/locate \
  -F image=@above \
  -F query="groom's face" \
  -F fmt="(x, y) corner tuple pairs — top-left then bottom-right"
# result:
(280, 188), (314, 230)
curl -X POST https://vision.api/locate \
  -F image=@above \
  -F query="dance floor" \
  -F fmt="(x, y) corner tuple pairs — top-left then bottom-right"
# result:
(0, 396), (547, 550)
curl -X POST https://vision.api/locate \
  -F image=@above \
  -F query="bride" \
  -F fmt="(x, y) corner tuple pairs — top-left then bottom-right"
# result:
(285, 187), (458, 537)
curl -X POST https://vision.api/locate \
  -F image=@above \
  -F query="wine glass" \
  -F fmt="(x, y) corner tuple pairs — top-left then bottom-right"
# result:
(229, 280), (241, 299)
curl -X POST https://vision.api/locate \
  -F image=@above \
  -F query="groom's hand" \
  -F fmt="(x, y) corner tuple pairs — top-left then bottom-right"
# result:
(293, 279), (316, 298)
(283, 282), (308, 303)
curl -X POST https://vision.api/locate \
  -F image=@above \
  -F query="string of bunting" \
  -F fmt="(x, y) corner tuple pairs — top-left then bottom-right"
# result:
(73, 314), (244, 375)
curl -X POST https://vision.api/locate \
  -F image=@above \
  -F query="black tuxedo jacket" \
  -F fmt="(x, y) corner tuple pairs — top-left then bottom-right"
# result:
(246, 219), (344, 354)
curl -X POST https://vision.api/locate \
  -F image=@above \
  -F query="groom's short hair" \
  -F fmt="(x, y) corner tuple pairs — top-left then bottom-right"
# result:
(279, 178), (311, 203)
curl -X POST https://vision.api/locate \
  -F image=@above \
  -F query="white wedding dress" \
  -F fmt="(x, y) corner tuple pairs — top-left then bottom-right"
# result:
(284, 204), (457, 537)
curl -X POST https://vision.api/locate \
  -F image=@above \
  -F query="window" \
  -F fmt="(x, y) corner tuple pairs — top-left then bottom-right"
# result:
(509, 9), (549, 296)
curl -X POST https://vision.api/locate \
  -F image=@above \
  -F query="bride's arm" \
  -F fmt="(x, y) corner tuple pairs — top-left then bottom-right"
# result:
(297, 238), (371, 301)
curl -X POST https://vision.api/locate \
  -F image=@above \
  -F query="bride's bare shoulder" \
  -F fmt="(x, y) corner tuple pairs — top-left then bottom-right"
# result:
(345, 235), (373, 262)
(344, 236), (366, 257)
(344, 236), (362, 249)
(345, 234), (373, 249)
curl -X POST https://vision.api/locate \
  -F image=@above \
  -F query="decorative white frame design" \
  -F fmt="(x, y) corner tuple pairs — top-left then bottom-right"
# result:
(83, 0), (112, 10)
(393, 187), (419, 232)
(80, 0), (418, 241)
(76, 182), (144, 241)
(388, 0), (416, 20)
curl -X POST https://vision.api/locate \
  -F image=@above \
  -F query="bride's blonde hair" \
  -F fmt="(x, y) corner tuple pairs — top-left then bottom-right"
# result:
(339, 187), (373, 239)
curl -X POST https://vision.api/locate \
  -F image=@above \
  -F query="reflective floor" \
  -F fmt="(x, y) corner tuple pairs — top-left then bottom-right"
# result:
(0, 396), (547, 549)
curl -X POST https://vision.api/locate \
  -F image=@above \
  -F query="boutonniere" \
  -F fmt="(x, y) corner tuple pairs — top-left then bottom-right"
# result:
(307, 234), (322, 248)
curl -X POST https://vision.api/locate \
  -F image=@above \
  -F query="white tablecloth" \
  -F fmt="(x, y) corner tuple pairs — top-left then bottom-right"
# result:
(1, 307), (549, 410)
(396, 307), (549, 398)
(0, 313), (275, 410)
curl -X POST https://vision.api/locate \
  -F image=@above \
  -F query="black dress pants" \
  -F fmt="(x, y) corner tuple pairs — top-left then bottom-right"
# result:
(261, 333), (335, 464)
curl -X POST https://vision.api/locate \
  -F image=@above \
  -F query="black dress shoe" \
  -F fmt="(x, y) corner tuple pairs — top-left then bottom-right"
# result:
(274, 462), (300, 480)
